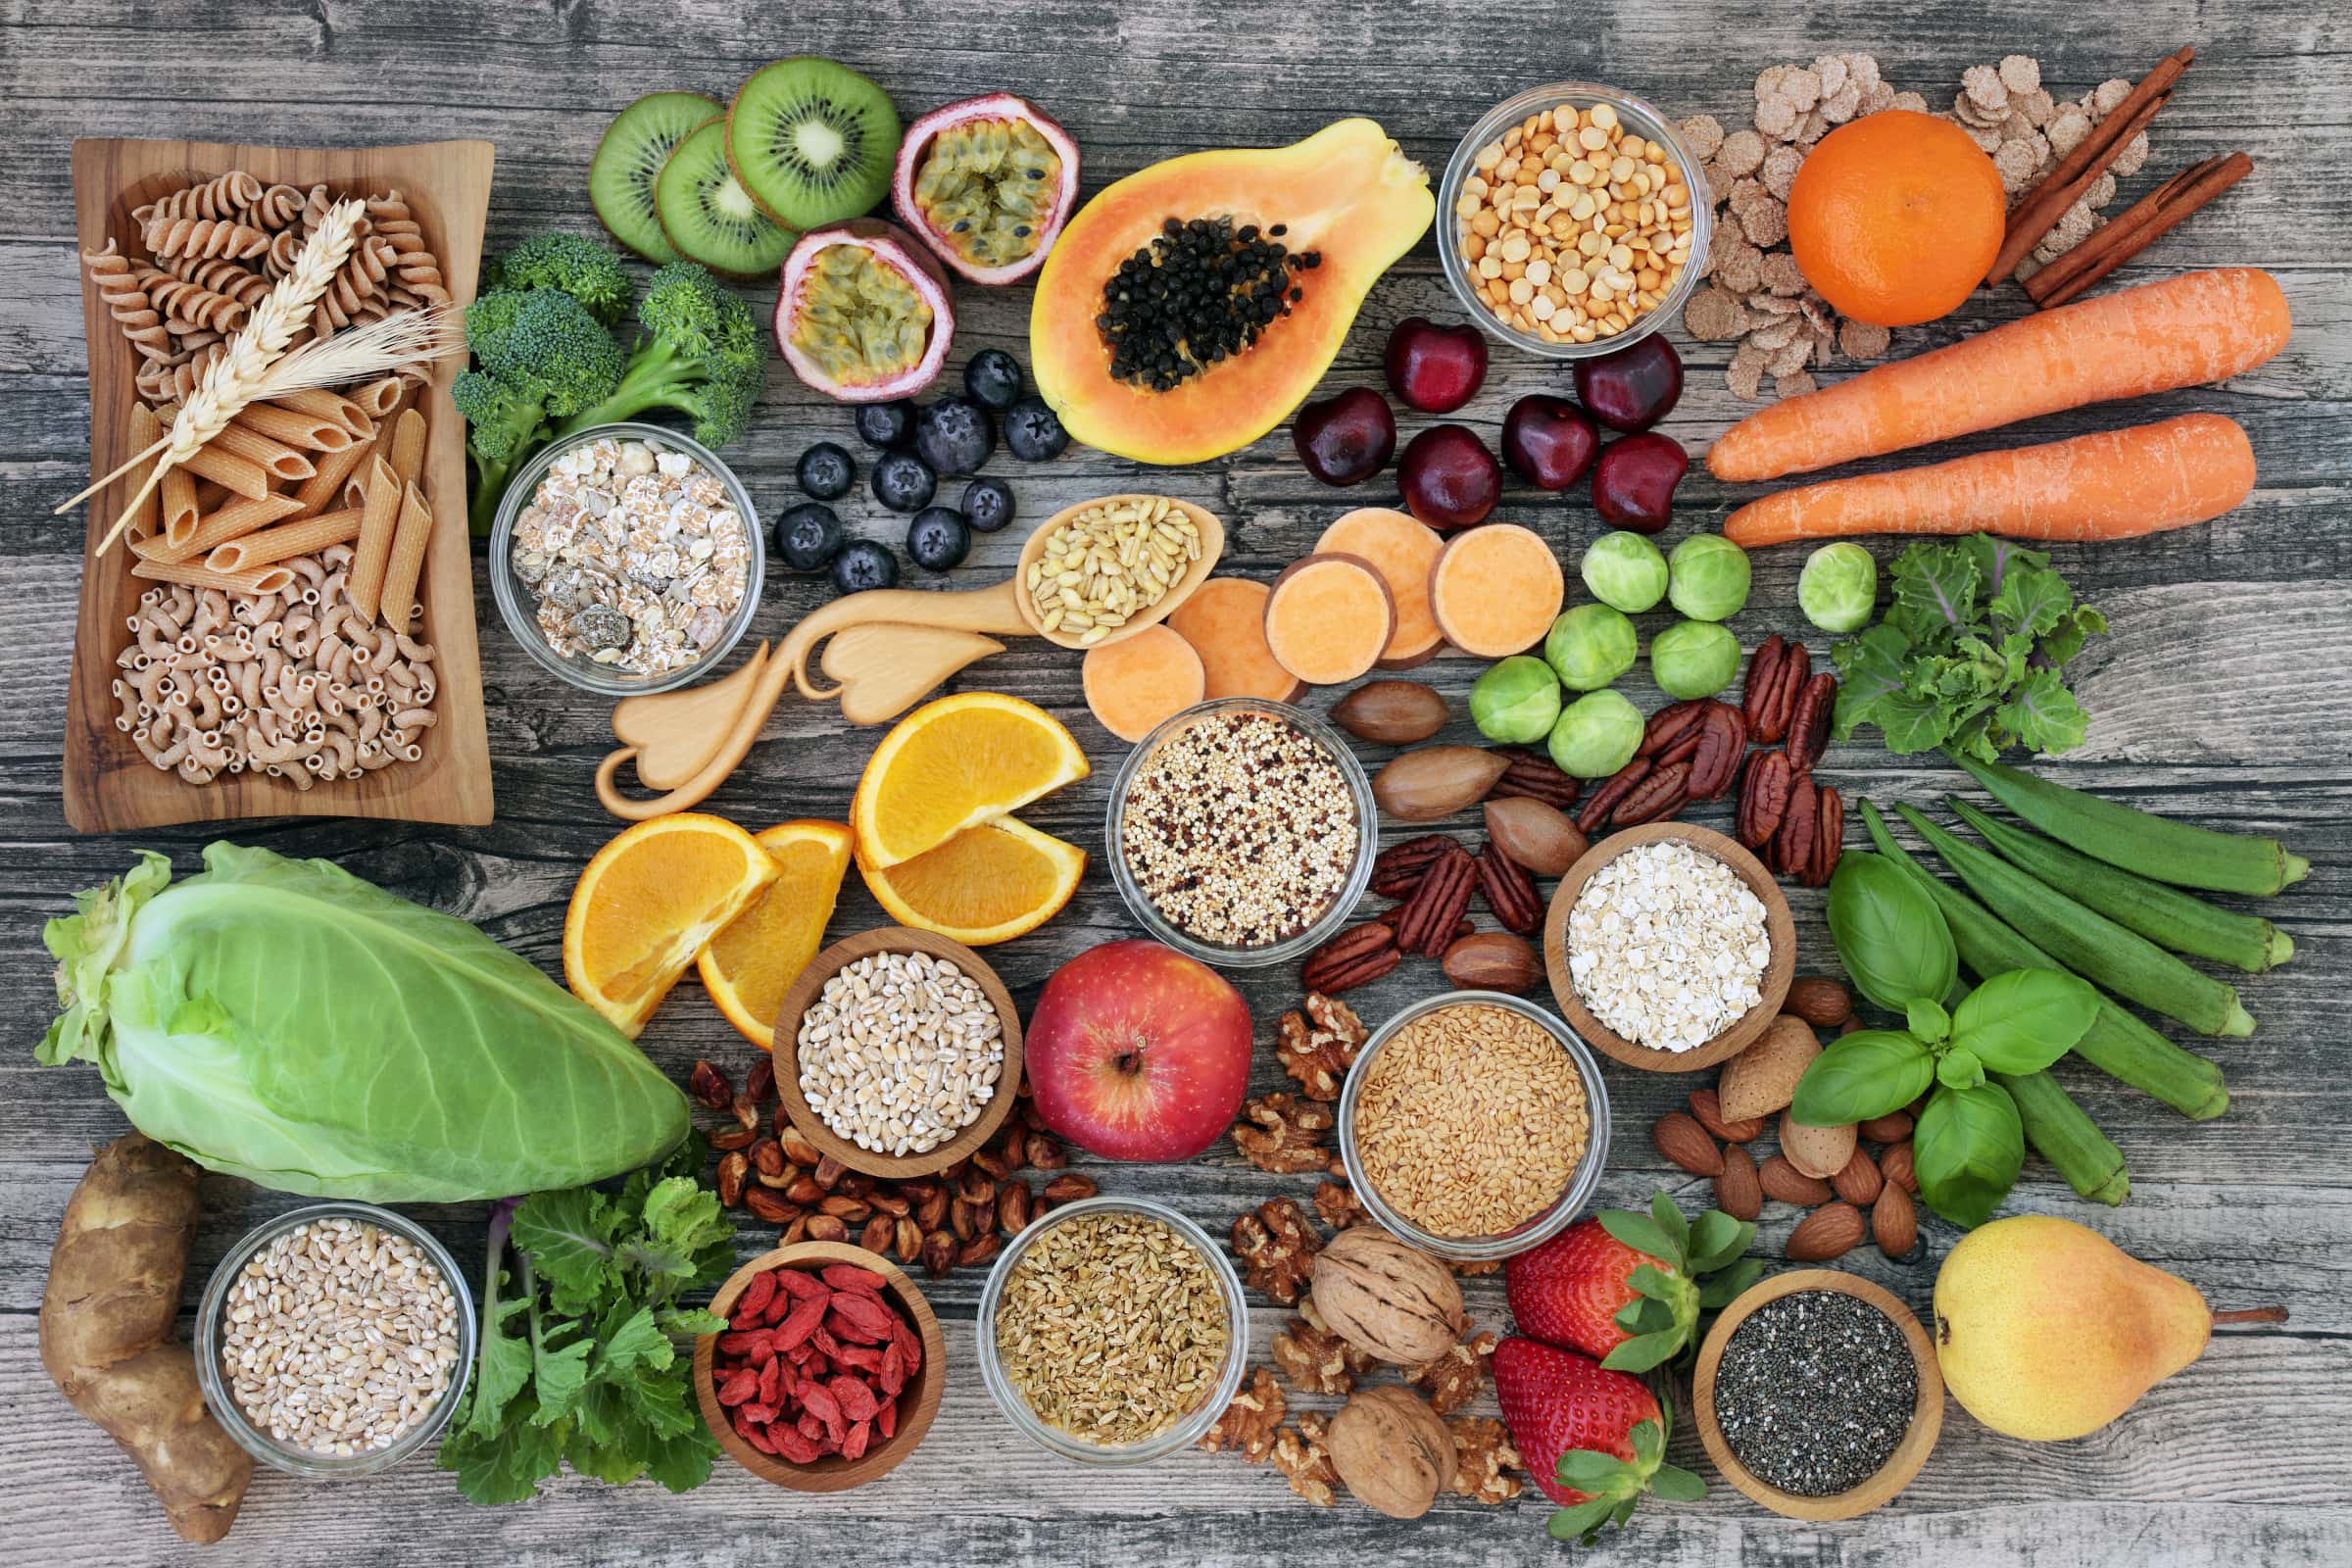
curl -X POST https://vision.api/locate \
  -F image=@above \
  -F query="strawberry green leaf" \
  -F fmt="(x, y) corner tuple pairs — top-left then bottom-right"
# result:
(1599, 1328), (1686, 1373)
(1698, 1256), (1764, 1308)
(1596, 1209), (1676, 1262)
(1649, 1462), (1709, 1502)
(1547, 1497), (1626, 1543)
(1648, 1191), (1690, 1253)
(1685, 1210), (1752, 1271)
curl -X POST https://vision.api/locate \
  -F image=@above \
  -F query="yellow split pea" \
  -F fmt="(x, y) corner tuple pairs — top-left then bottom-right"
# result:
(1456, 101), (1694, 344)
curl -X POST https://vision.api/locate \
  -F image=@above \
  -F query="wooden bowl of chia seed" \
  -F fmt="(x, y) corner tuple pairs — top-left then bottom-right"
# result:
(1693, 1268), (1944, 1521)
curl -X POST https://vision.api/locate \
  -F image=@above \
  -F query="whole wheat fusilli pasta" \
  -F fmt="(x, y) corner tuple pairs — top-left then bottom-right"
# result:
(135, 172), (264, 227)
(242, 182), (307, 230)
(142, 267), (250, 333)
(312, 235), (395, 336)
(82, 240), (173, 364)
(159, 252), (273, 311)
(144, 216), (271, 263)
(365, 191), (452, 307)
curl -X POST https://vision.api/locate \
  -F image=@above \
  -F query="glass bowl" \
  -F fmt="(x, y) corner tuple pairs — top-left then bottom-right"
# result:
(195, 1201), (475, 1479)
(1337, 990), (1614, 1263)
(1438, 81), (1713, 360)
(975, 1196), (1249, 1466)
(1103, 697), (1378, 970)
(488, 421), (764, 696)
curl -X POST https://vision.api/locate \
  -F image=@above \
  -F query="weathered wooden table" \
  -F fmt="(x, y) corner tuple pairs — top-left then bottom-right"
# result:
(5, 3), (2347, 1563)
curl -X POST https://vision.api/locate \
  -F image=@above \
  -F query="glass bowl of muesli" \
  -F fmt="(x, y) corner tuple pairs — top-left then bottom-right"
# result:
(490, 422), (763, 696)
(1104, 697), (1379, 970)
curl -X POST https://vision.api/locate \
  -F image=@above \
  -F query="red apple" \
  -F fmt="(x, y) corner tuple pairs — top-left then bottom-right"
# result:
(1025, 941), (1253, 1161)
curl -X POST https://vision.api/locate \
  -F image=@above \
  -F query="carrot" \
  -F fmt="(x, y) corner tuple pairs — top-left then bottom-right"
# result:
(1262, 554), (1395, 686)
(1082, 624), (1206, 743)
(1707, 268), (2290, 483)
(1721, 413), (2254, 548)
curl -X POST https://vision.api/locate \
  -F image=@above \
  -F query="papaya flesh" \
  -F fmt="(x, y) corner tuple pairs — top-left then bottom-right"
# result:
(1030, 119), (1434, 465)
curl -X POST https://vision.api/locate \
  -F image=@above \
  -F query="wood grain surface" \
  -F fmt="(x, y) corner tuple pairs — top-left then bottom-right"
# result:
(2, 3), (2346, 1565)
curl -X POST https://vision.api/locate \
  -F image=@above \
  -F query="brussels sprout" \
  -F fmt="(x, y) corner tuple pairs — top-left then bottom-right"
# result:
(1580, 530), (1670, 613)
(1547, 689), (1644, 778)
(1651, 619), (1742, 699)
(1470, 655), (1563, 743)
(1666, 533), (1751, 621)
(1798, 541), (1879, 633)
(1544, 603), (1639, 692)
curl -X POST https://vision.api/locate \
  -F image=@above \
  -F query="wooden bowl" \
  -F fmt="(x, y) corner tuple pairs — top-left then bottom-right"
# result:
(1543, 821), (1794, 1073)
(1693, 1268), (1944, 1521)
(694, 1242), (946, 1493)
(772, 926), (1023, 1179)
(1011, 494), (1225, 651)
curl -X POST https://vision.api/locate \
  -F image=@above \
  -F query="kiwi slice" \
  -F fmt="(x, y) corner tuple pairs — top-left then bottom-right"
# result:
(590, 91), (723, 265)
(727, 58), (901, 231)
(655, 118), (796, 280)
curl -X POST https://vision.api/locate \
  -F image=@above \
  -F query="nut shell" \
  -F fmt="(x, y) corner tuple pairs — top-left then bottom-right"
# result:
(1326, 1386), (1458, 1520)
(1332, 680), (1449, 745)
(1779, 1110), (1858, 1181)
(1786, 1200), (1865, 1260)
(1308, 1226), (1467, 1365)
(1483, 796), (1589, 875)
(1716, 1014), (1820, 1123)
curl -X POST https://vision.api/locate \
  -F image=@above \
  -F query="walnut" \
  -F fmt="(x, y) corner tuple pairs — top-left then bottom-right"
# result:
(1197, 1365), (1285, 1462)
(1406, 1330), (1497, 1416)
(1271, 1308), (1372, 1396)
(1450, 1258), (1502, 1278)
(1326, 1386), (1457, 1520)
(1275, 993), (1367, 1100)
(1307, 1225), (1466, 1363)
(1271, 1412), (1341, 1506)
(1313, 1178), (1366, 1232)
(1231, 1198), (1320, 1305)
(1446, 1416), (1525, 1504)
(1231, 1093), (1334, 1174)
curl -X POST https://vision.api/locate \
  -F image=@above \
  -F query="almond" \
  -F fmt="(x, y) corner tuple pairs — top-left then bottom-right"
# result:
(1757, 1153), (1834, 1205)
(1689, 1087), (1765, 1144)
(1880, 1140), (1918, 1194)
(1785, 976), (1853, 1027)
(1716, 1015), (1820, 1123)
(1779, 1110), (1857, 1181)
(1830, 1147), (1883, 1206)
(1787, 1200), (1866, 1261)
(1873, 1180), (1919, 1257)
(1712, 1144), (1762, 1221)
(1650, 1111), (1723, 1176)
(1859, 1110), (1915, 1144)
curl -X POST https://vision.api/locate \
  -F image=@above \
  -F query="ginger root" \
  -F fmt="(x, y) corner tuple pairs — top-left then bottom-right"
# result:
(40, 1133), (251, 1544)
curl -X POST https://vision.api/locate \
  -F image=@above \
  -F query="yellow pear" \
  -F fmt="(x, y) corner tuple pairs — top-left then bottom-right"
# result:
(1934, 1214), (2282, 1441)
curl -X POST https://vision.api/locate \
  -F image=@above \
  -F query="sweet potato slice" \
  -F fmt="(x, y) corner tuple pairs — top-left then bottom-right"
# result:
(1428, 524), (1563, 658)
(1166, 577), (1304, 702)
(1262, 553), (1396, 687)
(1082, 624), (1206, 743)
(1314, 507), (1445, 668)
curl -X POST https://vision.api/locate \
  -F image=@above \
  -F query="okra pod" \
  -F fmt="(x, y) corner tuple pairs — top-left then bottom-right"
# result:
(1997, 1068), (2130, 1207)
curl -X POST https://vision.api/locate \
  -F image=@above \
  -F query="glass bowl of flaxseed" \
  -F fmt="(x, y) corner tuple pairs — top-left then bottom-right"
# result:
(1105, 698), (1377, 969)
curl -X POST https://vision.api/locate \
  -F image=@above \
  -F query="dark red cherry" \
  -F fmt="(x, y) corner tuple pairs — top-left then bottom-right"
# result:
(1500, 395), (1599, 491)
(1573, 335), (1685, 432)
(1293, 387), (1396, 486)
(1396, 424), (1502, 531)
(1384, 317), (1490, 414)
(1591, 432), (1688, 534)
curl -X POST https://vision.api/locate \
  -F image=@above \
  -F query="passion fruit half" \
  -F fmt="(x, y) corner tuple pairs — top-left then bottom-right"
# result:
(774, 220), (956, 404)
(891, 93), (1080, 285)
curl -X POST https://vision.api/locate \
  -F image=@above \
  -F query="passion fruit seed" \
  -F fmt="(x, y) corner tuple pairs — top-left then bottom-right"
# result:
(1099, 217), (1322, 392)
(791, 243), (935, 387)
(913, 119), (1064, 271)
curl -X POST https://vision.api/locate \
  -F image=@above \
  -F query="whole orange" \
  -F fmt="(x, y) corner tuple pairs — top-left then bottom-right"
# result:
(1787, 111), (2007, 327)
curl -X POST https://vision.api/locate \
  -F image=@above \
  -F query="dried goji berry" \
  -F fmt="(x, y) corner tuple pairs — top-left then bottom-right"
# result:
(832, 1342), (884, 1372)
(758, 1358), (783, 1407)
(738, 1401), (777, 1427)
(842, 1419), (871, 1460)
(797, 1410), (825, 1443)
(735, 1412), (777, 1454)
(821, 1263), (889, 1295)
(802, 1383), (848, 1446)
(716, 1329), (770, 1358)
(892, 1316), (921, 1374)
(878, 1350), (906, 1400)
(827, 1294), (896, 1343)
(737, 1271), (777, 1320)
(774, 1267), (828, 1300)
(716, 1368), (760, 1406)
(829, 1374), (879, 1423)
(771, 1292), (828, 1349)
(876, 1397), (898, 1440)
(810, 1327), (844, 1361)
(772, 1426), (821, 1464)
(787, 1341), (818, 1366)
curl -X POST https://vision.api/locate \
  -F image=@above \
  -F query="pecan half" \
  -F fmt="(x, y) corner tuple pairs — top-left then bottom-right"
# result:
(1300, 922), (1400, 993)
(1373, 905), (1473, 943)
(1394, 841), (1478, 957)
(1485, 748), (1581, 809)
(1735, 749), (1792, 849)
(1742, 634), (1808, 744)
(1774, 772), (1821, 880)
(716, 1150), (749, 1207)
(1689, 701), (1748, 801)
(1576, 756), (1652, 834)
(1475, 845), (1543, 934)
(1369, 834), (1455, 899)
(1804, 785), (1844, 888)
(1785, 672), (1837, 772)
(1612, 760), (1691, 826)
(1638, 699), (1709, 760)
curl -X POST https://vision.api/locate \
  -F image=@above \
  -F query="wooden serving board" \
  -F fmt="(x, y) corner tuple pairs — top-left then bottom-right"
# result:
(62, 137), (496, 831)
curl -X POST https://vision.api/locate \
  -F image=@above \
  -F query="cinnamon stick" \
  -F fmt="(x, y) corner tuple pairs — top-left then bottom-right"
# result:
(2027, 152), (2253, 309)
(1987, 45), (2195, 285)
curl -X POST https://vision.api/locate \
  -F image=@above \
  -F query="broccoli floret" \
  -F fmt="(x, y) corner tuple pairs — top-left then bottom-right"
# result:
(456, 287), (627, 533)
(484, 234), (635, 323)
(557, 263), (765, 451)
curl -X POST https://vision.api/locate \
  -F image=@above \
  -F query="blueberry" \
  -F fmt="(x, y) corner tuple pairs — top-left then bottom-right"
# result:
(853, 400), (915, 451)
(913, 396), (996, 476)
(960, 477), (1016, 534)
(774, 502), (845, 571)
(962, 348), (1024, 411)
(830, 540), (900, 595)
(1004, 396), (1070, 462)
(906, 507), (972, 573)
(796, 441), (855, 500)
(870, 451), (937, 514)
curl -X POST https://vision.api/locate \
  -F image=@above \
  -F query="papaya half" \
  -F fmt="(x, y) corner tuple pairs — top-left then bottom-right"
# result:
(1030, 119), (1434, 466)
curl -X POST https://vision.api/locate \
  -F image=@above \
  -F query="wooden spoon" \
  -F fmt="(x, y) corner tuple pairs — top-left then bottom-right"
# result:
(1010, 494), (1225, 650)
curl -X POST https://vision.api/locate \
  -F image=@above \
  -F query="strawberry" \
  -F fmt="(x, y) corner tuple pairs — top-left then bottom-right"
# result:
(1492, 1335), (1705, 1542)
(1505, 1192), (1761, 1372)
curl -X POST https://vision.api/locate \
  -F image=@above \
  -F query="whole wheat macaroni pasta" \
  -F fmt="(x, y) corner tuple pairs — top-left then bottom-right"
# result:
(346, 456), (401, 621)
(207, 508), (364, 573)
(202, 421), (314, 483)
(377, 482), (432, 626)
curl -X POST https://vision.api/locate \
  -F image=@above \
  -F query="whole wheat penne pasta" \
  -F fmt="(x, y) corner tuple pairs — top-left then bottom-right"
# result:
(294, 439), (372, 514)
(204, 420), (317, 483)
(208, 509), (365, 572)
(347, 375), (407, 419)
(133, 557), (295, 597)
(192, 478), (230, 512)
(389, 409), (427, 486)
(231, 401), (351, 453)
(136, 493), (308, 564)
(182, 442), (270, 499)
(378, 482), (433, 626)
(347, 456), (402, 622)
(271, 387), (373, 436)
(122, 405), (166, 542)
(161, 467), (202, 543)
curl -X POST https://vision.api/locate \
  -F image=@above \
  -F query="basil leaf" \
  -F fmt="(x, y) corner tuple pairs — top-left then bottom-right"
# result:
(1913, 1083), (2023, 1228)
(1826, 853), (1959, 1012)
(1950, 966), (2100, 1074)
(1906, 997), (1951, 1043)
(1791, 1031), (1934, 1125)
(1937, 1045), (1985, 1090)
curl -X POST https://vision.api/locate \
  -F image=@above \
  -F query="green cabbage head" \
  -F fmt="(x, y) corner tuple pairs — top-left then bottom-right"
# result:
(39, 844), (687, 1201)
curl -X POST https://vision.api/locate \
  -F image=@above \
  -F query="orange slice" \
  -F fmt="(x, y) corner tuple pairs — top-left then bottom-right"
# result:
(851, 692), (1089, 870)
(860, 815), (1087, 946)
(564, 812), (779, 1040)
(696, 819), (855, 1051)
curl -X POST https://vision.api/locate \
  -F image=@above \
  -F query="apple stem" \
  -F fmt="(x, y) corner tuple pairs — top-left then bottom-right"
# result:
(2210, 1305), (2289, 1327)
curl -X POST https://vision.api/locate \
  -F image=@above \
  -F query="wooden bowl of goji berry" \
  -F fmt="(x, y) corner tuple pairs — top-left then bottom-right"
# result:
(694, 1241), (946, 1491)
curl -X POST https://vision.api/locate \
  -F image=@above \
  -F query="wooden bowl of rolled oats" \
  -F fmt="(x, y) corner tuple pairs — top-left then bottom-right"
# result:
(1543, 822), (1794, 1073)
(772, 926), (1023, 1180)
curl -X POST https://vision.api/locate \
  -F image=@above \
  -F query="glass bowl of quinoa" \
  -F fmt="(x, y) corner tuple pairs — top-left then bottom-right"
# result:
(1104, 697), (1377, 969)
